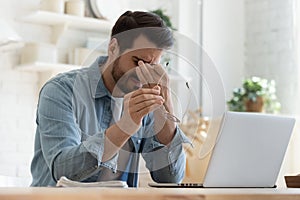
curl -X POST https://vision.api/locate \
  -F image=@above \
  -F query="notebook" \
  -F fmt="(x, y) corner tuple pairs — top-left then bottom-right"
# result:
(149, 111), (295, 188)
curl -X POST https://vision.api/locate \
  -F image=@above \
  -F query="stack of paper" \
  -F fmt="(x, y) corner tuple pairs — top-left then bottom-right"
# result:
(56, 176), (128, 188)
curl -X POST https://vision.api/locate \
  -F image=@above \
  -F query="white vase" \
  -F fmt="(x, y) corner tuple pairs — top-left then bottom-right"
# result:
(40, 0), (65, 14)
(65, 0), (85, 17)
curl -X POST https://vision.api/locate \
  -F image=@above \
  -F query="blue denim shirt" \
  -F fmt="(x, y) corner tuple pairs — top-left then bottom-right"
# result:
(30, 56), (190, 187)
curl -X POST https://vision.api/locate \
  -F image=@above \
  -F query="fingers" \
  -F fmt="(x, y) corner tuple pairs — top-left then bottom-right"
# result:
(123, 87), (164, 123)
(137, 61), (155, 84)
(131, 96), (164, 112)
(129, 87), (164, 111)
(136, 67), (146, 86)
(144, 62), (167, 83)
(136, 102), (162, 117)
(130, 87), (160, 98)
(136, 61), (168, 87)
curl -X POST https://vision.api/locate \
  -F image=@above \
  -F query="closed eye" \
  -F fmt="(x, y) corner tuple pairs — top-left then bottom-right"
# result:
(132, 57), (139, 66)
(132, 56), (151, 65)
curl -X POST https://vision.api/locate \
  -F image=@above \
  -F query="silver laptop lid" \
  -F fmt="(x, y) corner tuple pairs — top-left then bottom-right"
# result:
(203, 111), (295, 188)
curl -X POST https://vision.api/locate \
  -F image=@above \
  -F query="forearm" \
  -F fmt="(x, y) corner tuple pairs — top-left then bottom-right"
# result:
(142, 133), (187, 183)
(150, 150), (186, 183)
(154, 96), (176, 145)
(142, 126), (191, 183)
(51, 129), (130, 182)
(52, 144), (99, 181)
(102, 123), (131, 162)
(100, 86), (162, 161)
(39, 116), (121, 182)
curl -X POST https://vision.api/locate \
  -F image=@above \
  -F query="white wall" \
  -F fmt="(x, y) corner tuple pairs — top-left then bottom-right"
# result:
(0, 51), (38, 180)
(244, 0), (300, 187)
(0, 0), (41, 184)
(176, 0), (202, 113)
(202, 0), (245, 107)
(203, 0), (245, 99)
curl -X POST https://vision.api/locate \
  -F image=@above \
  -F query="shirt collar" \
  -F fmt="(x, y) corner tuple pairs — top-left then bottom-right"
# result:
(88, 56), (111, 99)
(88, 56), (124, 105)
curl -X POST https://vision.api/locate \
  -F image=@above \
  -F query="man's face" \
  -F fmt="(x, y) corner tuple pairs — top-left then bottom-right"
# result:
(111, 37), (163, 94)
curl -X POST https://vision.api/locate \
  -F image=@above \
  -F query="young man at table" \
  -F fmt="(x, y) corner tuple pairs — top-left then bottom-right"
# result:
(30, 10), (190, 187)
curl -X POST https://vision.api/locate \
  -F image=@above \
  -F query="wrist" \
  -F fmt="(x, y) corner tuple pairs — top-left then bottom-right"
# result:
(116, 117), (141, 135)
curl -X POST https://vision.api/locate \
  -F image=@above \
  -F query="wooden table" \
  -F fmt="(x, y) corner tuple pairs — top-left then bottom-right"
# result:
(1, 187), (300, 200)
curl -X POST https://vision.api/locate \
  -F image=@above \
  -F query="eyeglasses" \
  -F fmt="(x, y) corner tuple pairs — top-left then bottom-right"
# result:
(151, 77), (191, 123)
(160, 104), (181, 123)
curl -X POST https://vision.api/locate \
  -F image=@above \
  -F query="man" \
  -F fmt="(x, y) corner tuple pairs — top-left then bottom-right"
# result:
(31, 11), (190, 187)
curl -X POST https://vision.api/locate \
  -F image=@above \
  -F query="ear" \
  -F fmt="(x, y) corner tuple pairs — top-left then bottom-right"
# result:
(108, 38), (120, 58)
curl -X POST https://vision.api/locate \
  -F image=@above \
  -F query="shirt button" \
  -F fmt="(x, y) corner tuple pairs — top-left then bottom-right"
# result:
(137, 139), (141, 144)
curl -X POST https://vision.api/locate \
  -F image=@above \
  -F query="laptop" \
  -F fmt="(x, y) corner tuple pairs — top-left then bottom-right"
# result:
(149, 111), (295, 188)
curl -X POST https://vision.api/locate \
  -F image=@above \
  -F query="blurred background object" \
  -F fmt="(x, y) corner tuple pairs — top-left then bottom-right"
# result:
(0, 20), (23, 52)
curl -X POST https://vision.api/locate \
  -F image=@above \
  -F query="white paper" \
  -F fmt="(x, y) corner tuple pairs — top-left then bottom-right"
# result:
(56, 176), (128, 188)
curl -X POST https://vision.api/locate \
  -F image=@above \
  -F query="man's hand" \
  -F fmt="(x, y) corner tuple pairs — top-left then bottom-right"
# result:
(136, 60), (176, 115)
(136, 61), (170, 99)
(117, 86), (164, 135)
(135, 61), (177, 144)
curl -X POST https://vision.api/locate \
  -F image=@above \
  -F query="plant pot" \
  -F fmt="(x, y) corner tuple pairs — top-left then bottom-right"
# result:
(245, 96), (264, 112)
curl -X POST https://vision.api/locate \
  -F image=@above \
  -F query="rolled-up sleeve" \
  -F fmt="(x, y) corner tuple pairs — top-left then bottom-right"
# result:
(141, 124), (191, 183)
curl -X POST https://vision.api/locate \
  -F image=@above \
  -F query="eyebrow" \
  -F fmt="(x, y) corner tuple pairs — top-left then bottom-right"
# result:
(132, 56), (151, 63)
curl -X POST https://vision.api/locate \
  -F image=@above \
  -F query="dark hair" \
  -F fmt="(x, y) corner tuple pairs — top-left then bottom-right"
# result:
(111, 11), (174, 52)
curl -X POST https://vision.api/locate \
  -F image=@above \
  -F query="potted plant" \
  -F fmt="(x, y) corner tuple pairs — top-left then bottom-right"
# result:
(151, 9), (176, 30)
(227, 76), (281, 113)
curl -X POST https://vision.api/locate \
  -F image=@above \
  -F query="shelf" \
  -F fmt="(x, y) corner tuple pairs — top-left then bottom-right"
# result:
(21, 11), (112, 33)
(15, 62), (84, 72)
